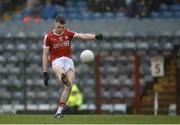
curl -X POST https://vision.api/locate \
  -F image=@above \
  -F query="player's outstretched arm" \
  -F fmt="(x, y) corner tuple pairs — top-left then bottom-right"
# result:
(74, 33), (103, 40)
(42, 47), (49, 86)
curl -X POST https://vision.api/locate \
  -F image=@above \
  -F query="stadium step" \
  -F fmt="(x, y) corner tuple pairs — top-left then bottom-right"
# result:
(140, 56), (177, 115)
(140, 107), (168, 114)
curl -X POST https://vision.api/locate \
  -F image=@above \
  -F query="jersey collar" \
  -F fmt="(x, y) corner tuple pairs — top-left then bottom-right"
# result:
(53, 29), (64, 36)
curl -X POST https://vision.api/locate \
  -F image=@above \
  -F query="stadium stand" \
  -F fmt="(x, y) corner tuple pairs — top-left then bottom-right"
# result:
(0, 0), (180, 21)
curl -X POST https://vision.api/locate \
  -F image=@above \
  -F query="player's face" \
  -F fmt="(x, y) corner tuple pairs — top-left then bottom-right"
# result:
(55, 22), (65, 33)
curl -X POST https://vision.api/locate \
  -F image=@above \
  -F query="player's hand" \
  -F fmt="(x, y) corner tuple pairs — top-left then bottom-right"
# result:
(43, 72), (49, 86)
(95, 34), (103, 40)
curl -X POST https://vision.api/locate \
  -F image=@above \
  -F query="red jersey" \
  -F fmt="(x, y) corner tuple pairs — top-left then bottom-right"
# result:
(43, 29), (75, 62)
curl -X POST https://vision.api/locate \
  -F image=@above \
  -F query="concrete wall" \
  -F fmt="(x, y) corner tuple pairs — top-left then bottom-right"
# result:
(0, 19), (180, 36)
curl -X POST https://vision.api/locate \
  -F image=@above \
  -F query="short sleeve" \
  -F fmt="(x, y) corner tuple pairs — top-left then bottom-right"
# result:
(67, 29), (75, 41)
(43, 34), (50, 48)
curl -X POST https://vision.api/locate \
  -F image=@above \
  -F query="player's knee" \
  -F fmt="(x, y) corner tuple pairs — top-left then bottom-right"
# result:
(54, 67), (65, 75)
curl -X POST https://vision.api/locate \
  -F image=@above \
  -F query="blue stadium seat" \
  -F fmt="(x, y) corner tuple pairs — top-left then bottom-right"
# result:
(26, 78), (34, 87)
(0, 89), (11, 100)
(16, 43), (27, 51)
(115, 12), (126, 19)
(8, 76), (22, 87)
(12, 92), (24, 101)
(36, 91), (48, 100)
(107, 66), (118, 74)
(101, 89), (111, 99)
(136, 42), (149, 55)
(48, 79), (59, 87)
(66, 7), (78, 13)
(86, 41), (97, 50)
(4, 43), (15, 52)
(124, 42), (136, 55)
(56, 6), (66, 13)
(0, 55), (6, 64)
(0, 43), (3, 51)
(112, 91), (124, 99)
(99, 41), (112, 51)
(103, 12), (115, 19)
(149, 42), (161, 55)
(113, 104), (127, 113)
(77, 1), (87, 8)
(150, 11), (161, 19)
(111, 79), (119, 86)
(123, 78), (133, 87)
(162, 42), (173, 56)
(66, 1), (74, 6)
(101, 104), (113, 112)
(67, 12), (81, 20)
(41, 4), (57, 20)
(0, 79), (9, 87)
(91, 12), (103, 20)
(78, 5), (87, 12)
(48, 91), (59, 99)
(174, 12), (180, 18)
(123, 89), (134, 100)
(56, 6), (67, 17)
(111, 41), (124, 53)
(9, 66), (20, 74)
(160, 11), (173, 18)
(160, 4), (169, 11)
(170, 4), (180, 11)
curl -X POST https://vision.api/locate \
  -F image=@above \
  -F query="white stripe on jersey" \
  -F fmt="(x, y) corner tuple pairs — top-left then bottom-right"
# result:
(43, 34), (50, 48)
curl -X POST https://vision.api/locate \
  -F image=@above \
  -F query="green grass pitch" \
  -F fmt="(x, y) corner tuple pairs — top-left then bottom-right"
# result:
(0, 114), (180, 124)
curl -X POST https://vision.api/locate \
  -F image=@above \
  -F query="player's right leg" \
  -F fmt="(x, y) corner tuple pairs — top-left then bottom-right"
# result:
(60, 68), (75, 103)
(53, 66), (73, 103)
(52, 57), (71, 87)
(61, 73), (71, 87)
(55, 68), (75, 118)
(53, 66), (73, 118)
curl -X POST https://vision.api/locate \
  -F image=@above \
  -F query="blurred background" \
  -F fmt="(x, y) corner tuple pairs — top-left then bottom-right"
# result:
(0, 0), (180, 115)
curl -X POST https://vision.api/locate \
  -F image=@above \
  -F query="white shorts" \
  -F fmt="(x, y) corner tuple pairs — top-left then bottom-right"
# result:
(52, 56), (75, 72)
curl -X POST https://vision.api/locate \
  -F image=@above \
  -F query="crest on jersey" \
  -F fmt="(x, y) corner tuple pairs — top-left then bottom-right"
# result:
(58, 36), (63, 41)
(65, 36), (68, 40)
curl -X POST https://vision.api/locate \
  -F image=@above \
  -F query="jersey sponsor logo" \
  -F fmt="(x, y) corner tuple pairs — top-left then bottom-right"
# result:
(53, 40), (70, 49)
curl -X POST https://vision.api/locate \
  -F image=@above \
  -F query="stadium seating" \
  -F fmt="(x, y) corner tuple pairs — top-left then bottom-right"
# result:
(0, 31), (178, 114)
(1, 0), (180, 22)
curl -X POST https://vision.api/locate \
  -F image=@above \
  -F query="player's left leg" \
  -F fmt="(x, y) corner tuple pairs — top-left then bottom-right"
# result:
(53, 66), (66, 117)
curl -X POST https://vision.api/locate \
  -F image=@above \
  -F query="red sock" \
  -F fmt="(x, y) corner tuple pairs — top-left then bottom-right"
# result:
(59, 101), (65, 107)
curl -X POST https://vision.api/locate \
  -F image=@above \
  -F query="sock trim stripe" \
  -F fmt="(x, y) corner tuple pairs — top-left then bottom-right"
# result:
(59, 101), (65, 107)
